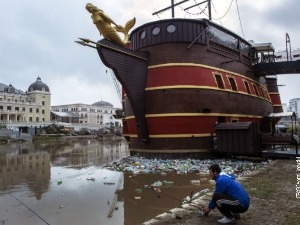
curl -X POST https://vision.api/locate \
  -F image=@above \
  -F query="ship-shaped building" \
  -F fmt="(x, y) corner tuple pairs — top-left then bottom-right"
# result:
(81, 2), (300, 157)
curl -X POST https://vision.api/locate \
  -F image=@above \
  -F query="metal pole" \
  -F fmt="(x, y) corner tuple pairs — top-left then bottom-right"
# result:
(171, 0), (175, 18)
(152, 0), (190, 17)
(208, 0), (212, 20)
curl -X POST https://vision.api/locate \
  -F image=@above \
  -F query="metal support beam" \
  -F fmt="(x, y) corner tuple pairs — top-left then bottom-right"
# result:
(152, 0), (190, 18)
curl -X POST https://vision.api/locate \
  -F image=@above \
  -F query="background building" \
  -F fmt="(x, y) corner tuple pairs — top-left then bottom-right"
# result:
(51, 101), (122, 129)
(289, 98), (300, 119)
(0, 77), (51, 125)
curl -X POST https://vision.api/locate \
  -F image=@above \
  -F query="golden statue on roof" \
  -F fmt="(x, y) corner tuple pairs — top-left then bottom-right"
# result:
(86, 3), (136, 46)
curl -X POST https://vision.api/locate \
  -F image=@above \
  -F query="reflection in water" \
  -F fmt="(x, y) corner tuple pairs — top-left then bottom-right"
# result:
(0, 139), (212, 225)
(0, 142), (51, 199)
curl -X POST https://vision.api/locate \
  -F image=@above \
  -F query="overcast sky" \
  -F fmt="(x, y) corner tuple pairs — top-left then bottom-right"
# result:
(0, 0), (299, 108)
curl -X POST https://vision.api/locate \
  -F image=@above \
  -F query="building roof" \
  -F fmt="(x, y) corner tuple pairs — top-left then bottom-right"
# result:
(51, 111), (78, 117)
(268, 112), (296, 118)
(28, 77), (50, 92)
(0, 83), (25, 94)
(92, 100), (113, 107)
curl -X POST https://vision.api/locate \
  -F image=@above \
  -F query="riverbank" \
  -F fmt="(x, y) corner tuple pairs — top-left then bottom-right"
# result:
(143, 159), (300, 225)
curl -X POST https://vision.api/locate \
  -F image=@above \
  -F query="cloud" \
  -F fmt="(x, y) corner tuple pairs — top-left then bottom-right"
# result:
(0, 0), (299, 109)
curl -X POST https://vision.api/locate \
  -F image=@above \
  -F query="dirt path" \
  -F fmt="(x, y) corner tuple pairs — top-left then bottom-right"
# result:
(145, 159), (300, 225)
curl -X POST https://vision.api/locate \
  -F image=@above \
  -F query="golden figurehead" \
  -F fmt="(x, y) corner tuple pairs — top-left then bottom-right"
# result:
(86, 3), (136, 46)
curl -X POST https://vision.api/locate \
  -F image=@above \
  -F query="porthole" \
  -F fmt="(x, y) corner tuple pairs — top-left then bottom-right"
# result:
(167, 24), (176, 33)
(140, 30), (146, 39)
(152, 27), (160, 36)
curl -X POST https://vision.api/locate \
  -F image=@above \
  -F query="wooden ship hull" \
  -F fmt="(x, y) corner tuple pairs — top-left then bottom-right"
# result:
(96, 18), (283, 157)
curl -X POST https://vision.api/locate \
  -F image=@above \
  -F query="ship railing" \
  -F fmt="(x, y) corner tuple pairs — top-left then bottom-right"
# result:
(209, 40), (240, 58)
(261, 132), (299, 153)
(241, 55), (251, 65)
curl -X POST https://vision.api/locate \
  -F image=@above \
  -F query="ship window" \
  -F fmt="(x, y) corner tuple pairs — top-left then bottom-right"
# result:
(140, 30), (146, 39)
(252, 84), (259, 96)
(228, 77), (238, 91)
(152, 27), (160, 36)
(259, 87), (265, 98)
(167, 24), (176, 33)
(264, 90), (270, 100)
(231, 117), (239, 122)
(214, 74), (225, 89)
(243, 80), (251, 94)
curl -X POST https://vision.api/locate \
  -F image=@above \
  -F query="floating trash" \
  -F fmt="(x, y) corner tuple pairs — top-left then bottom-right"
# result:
(190, 180), (201, 185)
(151, 181), (163, 187)
(104, 182), (115, 185)
(163, 180), (174, 186)
(135, 188), (142, 193)
(86, 178), (95, 181)
(57, 180), (62, 185)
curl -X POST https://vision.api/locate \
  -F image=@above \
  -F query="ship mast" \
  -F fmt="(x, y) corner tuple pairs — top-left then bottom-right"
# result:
(152, 0), (190, 18)
(152, 0), (212, 20)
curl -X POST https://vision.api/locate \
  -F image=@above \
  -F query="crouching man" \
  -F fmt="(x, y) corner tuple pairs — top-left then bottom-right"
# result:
(203, 164), (250, 224)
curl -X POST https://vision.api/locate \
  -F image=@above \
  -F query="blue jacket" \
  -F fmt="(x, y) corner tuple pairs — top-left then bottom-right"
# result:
(208, 173), (250, 209)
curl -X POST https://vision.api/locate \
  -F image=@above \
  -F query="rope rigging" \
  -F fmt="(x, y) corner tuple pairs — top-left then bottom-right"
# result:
(153, 0), (246, 40)
(235, 0), (245, 39)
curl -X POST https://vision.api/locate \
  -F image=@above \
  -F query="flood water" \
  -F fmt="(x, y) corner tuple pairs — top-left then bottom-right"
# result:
(0, 138), (212, 225)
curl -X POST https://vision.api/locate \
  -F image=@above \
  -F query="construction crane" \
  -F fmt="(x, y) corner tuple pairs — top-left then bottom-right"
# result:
(106, 69), (122, 104)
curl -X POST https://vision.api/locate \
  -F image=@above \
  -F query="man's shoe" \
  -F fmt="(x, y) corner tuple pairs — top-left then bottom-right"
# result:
(217, 216), (235, 224)
(233, 213), (240, 220)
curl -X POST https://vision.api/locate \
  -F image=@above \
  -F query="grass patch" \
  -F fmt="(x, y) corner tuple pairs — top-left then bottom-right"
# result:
(282, 213), (300, 225)
(244, 176), (277, 198)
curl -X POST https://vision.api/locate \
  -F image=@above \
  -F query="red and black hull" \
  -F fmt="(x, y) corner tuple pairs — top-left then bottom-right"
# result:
(96, 18), (282, 156)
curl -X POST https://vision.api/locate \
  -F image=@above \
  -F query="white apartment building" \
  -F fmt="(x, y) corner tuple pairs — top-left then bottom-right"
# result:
(0, 77), (51, 124)
(51, 101), (122, 127)
(289, 98), (300, 119)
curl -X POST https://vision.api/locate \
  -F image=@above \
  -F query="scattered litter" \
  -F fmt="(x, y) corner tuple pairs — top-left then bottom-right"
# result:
(59, 205), (63, 208)
(135, 189), (142, 193)
(134, 196), (141, 200)
(104, 182), (115, 185)
(154, 188), (161, 193)
(175, 214), (182, 219)
(86, 178), (95, 181)
(182, 196), (190, 203)
(163, 180), (174, 186)
(104, 156), (270, 177)
(57, 181), (62, 185)
(198, 209), (205, 217)
(190, 180), (200, 185)
(151, 181), (162, 187)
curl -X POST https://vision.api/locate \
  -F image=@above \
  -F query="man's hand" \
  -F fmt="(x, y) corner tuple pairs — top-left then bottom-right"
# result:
(203, 207), (211, 216)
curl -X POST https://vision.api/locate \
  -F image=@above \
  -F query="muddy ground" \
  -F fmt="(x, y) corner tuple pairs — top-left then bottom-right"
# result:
(146, 159), (300, 225)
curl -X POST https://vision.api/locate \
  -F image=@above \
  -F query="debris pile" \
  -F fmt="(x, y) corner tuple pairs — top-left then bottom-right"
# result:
(104, 156), (270, 177)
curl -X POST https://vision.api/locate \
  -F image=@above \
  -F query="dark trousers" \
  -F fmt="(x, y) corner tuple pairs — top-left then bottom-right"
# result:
(213, 192), (248, 218)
